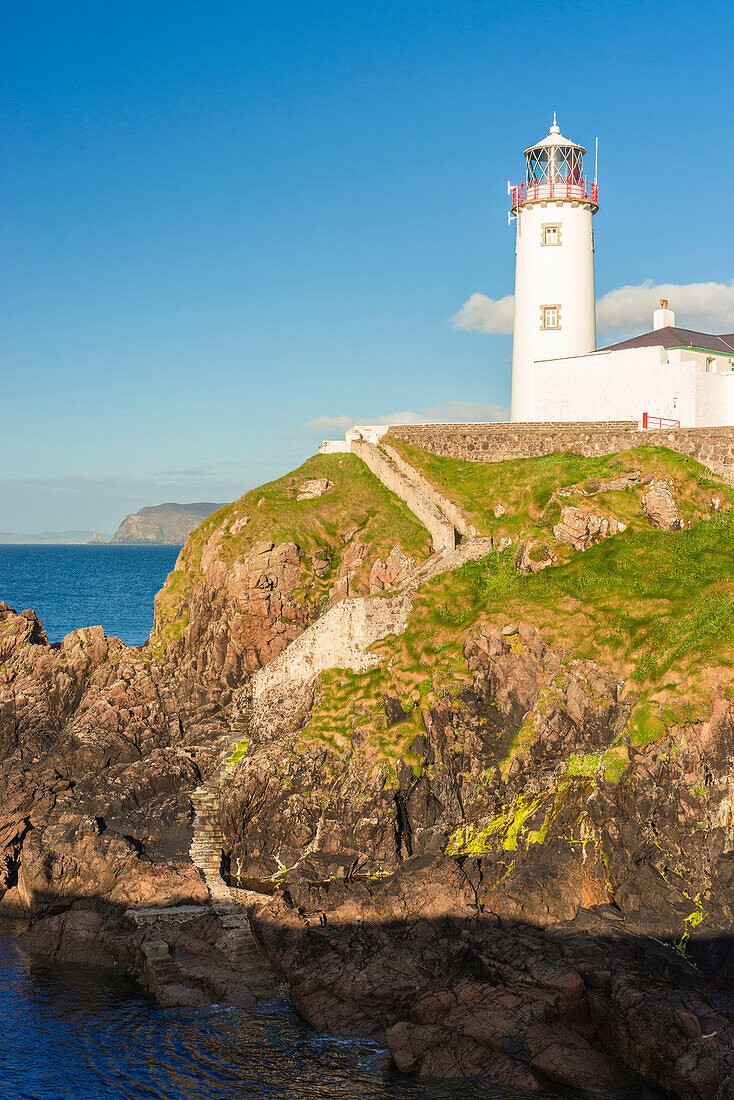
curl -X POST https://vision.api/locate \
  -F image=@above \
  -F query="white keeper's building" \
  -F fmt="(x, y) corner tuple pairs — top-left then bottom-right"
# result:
(510, 119), (734, 428)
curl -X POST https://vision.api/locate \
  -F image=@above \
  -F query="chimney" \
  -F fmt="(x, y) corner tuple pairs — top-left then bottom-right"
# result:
(653, 298), (675, 330)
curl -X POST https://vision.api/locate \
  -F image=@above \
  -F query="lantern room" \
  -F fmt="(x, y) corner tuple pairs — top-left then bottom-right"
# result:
(510, 116), (598, 212)
(525, 122), (583, 185)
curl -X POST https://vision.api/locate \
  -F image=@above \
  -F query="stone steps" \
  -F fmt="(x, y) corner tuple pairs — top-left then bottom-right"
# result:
(381, 441), (478, 540)
(351, 437), (456, 552)
(188, 743), (280, 1001)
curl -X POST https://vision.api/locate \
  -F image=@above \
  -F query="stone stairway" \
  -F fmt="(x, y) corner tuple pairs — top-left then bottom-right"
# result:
(351, 437), (457, 552)
(380, 441), (478, 541)
(189, 728), (282, 999)
(190, 785), (230, 904)
(214, 897), (281, 997)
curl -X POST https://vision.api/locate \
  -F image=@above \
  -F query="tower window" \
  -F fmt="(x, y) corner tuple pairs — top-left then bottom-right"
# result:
(540, 305), (561, 330)
(541, 223), (562, 246)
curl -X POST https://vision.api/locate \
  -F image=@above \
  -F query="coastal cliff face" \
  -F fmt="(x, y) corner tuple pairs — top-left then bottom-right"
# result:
(150, 455), (428, 687)
(0, 454), (429, 948)
(108, 502), (225, 544)
(2, 445), (734, 1097)
(229, 618), (734, 1092)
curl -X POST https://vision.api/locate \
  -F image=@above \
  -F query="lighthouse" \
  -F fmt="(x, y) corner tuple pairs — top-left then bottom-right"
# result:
(509, 117), (599, 421)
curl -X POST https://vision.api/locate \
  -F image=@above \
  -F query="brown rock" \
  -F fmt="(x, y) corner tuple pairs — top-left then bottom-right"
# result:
(297, 478), (332, 501)
(641, 481), (683, 530)
(553, 505), (625, 551)
(368, 546), (414, 593)
(515, 540), (554, 573)
(526, 1022), (632, 1090)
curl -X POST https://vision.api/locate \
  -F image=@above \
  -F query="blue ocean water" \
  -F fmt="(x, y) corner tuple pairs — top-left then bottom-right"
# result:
(0, 544), (180, 646)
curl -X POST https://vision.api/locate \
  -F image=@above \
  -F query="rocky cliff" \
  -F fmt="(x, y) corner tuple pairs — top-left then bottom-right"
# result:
(1, 446), (734, 1097)
(108, 502), (225, 544)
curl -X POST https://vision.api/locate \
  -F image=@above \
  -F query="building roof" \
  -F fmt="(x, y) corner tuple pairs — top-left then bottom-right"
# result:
(601, 326), (734, 356)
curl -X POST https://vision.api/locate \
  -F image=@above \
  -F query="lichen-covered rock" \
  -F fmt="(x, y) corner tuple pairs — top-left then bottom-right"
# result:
(297, 478), (332, 500)
(642, 480), (683, 530)
(553, 505), (625, 550)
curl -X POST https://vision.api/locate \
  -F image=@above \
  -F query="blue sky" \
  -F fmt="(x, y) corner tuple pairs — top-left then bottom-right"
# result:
(3, 0), (734, 532)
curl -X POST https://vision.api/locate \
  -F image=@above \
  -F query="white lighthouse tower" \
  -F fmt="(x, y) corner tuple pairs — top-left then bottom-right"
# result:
(510, 117), (599, 421)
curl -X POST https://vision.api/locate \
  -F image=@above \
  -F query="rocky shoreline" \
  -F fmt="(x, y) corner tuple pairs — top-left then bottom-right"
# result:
(2, 450), (734, 1097)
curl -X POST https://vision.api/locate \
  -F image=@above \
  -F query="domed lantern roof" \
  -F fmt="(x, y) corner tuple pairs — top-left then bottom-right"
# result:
(524, 115), (586, 186)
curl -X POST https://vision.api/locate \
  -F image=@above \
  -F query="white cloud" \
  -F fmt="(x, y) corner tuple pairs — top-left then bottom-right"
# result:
(302, 414), (356, 433)
(596, 280), (734, 333)
(451, 292), (515, 334)
(302, 400), (509, 436)
(452, 279), (734, 337)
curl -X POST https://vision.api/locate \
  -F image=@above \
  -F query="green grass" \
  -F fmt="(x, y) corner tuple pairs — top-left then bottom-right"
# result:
(416, 502), (734, 694)
(566, 746), (629, 782)
(300, 643), (471, 777)
(302, 483), (734, 777)
(191, 453), (431, 571)
(386, 438), (726, 544)
(627, 703), (666, 746)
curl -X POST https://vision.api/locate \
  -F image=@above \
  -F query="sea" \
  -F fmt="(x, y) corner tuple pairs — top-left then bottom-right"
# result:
(0, 544), (181, 646)
(0, 546), (663, 1100)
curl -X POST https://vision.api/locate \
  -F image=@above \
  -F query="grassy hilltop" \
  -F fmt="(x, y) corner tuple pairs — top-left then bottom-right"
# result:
(153, 452), (432, 653)
(303, 443), (734, 778)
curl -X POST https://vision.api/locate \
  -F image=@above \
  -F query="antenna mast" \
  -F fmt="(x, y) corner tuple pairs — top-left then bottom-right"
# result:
(595, 137), (598, 185)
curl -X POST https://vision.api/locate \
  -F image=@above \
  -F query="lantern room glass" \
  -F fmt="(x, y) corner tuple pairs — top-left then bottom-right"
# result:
(526, 145), (583, 185)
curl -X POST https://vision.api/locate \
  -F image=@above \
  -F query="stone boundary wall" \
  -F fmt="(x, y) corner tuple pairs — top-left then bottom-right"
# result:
(381, 442), (476, 538)
(386, 424), (734, 486)
(352, 439), (456, 551)
(400, 420), (637, 431)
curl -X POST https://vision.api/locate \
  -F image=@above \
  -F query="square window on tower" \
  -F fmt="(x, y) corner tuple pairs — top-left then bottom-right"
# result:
(540, 305), (561, 330)
(541, 223), (562, 246)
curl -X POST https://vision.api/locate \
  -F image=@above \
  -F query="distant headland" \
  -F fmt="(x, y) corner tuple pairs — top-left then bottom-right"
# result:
(0, 503), (225, 546)
(107, 502), (225, 545)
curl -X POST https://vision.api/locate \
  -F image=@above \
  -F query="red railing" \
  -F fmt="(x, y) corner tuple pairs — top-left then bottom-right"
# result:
(510, 178), (598, 210)
(642, 412), (680, 430)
